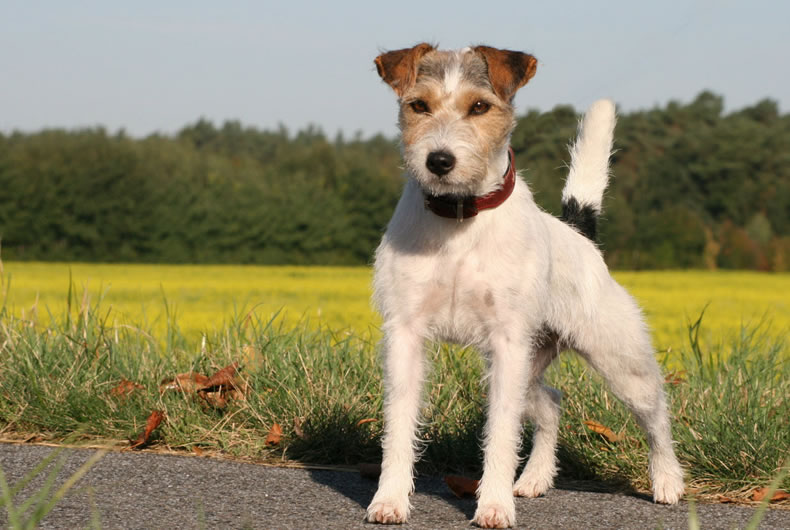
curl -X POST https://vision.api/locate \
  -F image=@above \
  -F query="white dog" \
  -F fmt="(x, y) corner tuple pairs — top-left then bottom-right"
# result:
(366, 43), (684, 528)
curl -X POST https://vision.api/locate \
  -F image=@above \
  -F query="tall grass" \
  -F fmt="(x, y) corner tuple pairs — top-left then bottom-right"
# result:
(0, 291), (787, 498)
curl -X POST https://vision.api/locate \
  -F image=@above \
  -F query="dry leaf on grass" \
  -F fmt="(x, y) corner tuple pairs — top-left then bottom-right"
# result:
(159, 363), (248, 410)
(159, 372), (209, 394)
(359, 463), (381, 480)
(445, 475), (479, 498)
(199, 392), (229, 409)
(193, 446), (204, 457)
(198, 362), (240, 392)
(198, 363), (248, 408)
(110, 378), (144, 398)
(583, 420), (624, 443)
(265, 423), (283, 446)
(664, 371), (686, 385)
(356, 418), (377, 427)
(716, 494), (738, 504)
(752, 487), (790, 502)
(129, 410), (165, 449)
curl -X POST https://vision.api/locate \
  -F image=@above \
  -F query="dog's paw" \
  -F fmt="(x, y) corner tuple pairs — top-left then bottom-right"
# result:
(472, 502), (515, 529)
(513, 473), (553, 498)
(366, 499), (409, 524)
(652, 473), (685, 505)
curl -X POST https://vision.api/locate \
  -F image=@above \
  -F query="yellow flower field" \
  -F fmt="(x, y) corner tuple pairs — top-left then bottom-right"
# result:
(2, 263), (788, 357)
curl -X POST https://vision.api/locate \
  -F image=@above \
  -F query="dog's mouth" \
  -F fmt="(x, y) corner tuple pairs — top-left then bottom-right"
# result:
(403, 143), (491, 197)
(419, 146), (516, 220)
(414, 161), (482, 198)
(416, 175), (480, 199)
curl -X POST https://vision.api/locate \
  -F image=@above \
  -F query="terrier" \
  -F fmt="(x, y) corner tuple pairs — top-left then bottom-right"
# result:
(367, 43), (684, 528)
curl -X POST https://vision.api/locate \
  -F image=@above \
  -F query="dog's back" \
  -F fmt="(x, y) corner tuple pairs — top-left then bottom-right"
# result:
(560, 99), (616, 241)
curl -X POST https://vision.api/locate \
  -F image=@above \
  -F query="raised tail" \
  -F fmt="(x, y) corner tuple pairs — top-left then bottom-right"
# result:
(560, 99), (616, 241)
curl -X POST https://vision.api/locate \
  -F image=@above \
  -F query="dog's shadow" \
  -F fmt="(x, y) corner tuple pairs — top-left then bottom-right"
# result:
(307, 440), (648, 523)
(307, 466), (479, 520)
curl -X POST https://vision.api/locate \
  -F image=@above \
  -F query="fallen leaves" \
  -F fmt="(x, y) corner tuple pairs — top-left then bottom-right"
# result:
(122, 362), (250, 450)
(664, 371), (686, 385)
(199, 362), (240, 392)
(265, 423), (283, 446)
(128, 410), (165, 450)
(160, 363), (248, 409)
(159, 372), (209, 394)
(110, 378), (144, 398)
(583, 420), (624, 443)
(716, 494), (738, 504)
(752, 487), (790, 502)
(445, 475), (479, 498)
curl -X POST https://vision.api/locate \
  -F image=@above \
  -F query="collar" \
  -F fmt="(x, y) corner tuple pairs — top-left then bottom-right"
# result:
(423, 147), (516, 221)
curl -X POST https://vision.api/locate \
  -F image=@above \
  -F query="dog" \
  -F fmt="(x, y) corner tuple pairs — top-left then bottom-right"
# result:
(366, 43), (684, 528)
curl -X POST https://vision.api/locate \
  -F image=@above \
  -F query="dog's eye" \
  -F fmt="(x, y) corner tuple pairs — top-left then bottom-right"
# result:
(469, 100), (491, 115)
(409, 100), (430, 114)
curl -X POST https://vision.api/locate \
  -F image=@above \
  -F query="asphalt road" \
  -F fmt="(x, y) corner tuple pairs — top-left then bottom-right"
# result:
(1, 444), (787, 529)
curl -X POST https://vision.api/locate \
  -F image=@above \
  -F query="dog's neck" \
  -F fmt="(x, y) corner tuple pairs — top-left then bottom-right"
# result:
(423, 147), (515, 221)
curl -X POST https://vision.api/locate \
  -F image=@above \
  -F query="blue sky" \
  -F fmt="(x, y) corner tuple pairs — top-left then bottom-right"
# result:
(1, 0), (787, 138)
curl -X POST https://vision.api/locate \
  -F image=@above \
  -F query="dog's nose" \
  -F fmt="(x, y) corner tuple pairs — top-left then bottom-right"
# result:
(426, 150), (456, 176)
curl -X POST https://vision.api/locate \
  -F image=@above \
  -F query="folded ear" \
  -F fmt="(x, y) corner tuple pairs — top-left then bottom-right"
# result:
(374, 43), (435, 97)
(473, 46), (537, 102)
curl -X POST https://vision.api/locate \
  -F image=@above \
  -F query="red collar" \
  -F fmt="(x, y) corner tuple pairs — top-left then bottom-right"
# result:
(424, 147), (516, 221)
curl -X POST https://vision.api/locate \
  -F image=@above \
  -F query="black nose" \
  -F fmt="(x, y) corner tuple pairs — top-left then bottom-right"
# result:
(426, 150), (456, 176)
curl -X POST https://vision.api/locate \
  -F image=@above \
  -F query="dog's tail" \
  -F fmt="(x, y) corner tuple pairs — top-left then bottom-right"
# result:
(560, 99), (616, 241)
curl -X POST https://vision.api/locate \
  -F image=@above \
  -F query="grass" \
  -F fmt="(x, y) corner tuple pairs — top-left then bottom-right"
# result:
(0, 285), (787, 502)
(3, 263), (790, 361)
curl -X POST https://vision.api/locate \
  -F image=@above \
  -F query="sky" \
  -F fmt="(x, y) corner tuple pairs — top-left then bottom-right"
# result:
(1, 0), (787, 138)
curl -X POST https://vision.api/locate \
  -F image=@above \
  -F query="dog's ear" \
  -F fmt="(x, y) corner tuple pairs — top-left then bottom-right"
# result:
(374, 43), (435, 97)
(473, 46), (537, 102)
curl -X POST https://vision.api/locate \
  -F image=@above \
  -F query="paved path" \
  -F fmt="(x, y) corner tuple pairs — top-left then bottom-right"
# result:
(1, 444), (787, 529)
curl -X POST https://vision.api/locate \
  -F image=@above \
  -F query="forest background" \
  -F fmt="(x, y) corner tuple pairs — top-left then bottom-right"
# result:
(2, 91), (788, 271)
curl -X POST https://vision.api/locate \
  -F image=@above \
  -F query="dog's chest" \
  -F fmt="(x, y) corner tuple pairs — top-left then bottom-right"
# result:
(378, 239), (522, 344)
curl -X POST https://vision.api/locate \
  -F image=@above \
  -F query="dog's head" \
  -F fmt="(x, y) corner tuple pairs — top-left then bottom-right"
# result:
(375, 44), (537, 196)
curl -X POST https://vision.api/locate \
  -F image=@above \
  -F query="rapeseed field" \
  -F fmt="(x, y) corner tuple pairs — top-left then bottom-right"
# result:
(2, 262), (788, 356)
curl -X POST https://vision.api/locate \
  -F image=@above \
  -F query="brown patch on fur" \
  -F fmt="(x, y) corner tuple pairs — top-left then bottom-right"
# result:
(466, 99), (513, 159)
(484, 290), (495, 307)
(375, 43), (435, 97)
(473, 46), (537, 102)
(387, 47), (519, 194)
(398, 81), (442, 147)
(456, 88), (497, 116)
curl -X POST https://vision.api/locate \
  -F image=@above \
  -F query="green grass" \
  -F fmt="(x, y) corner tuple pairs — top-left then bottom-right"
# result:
(0, 290), (787, 500)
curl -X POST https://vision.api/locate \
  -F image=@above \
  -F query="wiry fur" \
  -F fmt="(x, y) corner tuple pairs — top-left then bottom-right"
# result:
(367, 44), (684, 528)
(562, 98), (616, 213)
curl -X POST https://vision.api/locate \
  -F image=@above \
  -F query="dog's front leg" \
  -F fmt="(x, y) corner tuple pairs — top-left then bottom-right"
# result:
(473, 333), (531, 529)
(367, 325), (426, 524)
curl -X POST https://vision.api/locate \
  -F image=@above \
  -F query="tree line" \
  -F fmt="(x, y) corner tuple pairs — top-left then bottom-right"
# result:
(1, 91), (788, 270)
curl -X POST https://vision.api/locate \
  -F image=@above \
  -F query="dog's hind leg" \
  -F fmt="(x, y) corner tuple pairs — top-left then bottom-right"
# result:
(573, 299), (685, 504)
(367, 325), (426, 524)
(514, 344), (562, 498)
